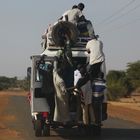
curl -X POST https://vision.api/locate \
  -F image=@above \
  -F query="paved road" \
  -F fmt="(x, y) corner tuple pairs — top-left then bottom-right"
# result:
(6, 95), (140, 140)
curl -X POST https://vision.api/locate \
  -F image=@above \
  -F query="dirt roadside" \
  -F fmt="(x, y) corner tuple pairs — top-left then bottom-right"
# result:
(0, 91), (27, 140)
(108, 95), (140, 124)
(0, 91), (140, 140)
(108, 102), (140, 124)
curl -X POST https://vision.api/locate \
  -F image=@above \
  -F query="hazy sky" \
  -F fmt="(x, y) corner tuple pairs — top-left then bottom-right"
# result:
(0, 0), (140, 78)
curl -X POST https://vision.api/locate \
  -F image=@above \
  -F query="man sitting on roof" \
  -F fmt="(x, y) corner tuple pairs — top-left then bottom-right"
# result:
(60, 3), (86, 25)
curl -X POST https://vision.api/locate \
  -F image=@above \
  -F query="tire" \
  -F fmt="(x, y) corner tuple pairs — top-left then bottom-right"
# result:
(34, 120), (42, 137)
(51, 21), (79, 46)
(42, 123), (50, 136)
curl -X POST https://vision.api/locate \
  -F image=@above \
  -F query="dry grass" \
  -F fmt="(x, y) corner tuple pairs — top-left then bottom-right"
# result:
(0, 90), (27, 96)
(107, 94), (140, 124)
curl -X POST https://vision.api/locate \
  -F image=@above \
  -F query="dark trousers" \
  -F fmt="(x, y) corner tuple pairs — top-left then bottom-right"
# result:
(89, 62), (102, 80)
(45, 93), (55, 123)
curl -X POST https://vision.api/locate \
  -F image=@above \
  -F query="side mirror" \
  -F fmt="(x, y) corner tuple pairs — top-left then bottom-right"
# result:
(27, 67), (31, 80)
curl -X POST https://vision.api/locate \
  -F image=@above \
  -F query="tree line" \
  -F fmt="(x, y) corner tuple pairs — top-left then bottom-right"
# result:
(0, 76), (29, 91)
(107, 60), (140, 100)
(0, 60), (139, 100)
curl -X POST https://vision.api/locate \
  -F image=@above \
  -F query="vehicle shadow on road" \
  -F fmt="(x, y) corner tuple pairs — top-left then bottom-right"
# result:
(52, 127), (140, 140)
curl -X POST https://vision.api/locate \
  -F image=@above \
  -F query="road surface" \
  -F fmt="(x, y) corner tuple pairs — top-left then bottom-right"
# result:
(5, 95), (140, 140)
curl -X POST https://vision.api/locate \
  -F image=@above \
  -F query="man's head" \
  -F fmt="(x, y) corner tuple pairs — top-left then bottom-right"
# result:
(78, 3), (85, 11)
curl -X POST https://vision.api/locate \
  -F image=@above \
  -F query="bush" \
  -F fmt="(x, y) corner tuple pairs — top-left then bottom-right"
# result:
(106, 70), (131, 100)
(0, 76), (29, 91)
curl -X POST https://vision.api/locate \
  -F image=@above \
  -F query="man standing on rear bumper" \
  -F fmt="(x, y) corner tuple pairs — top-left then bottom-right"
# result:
(86, 35), (105, 81)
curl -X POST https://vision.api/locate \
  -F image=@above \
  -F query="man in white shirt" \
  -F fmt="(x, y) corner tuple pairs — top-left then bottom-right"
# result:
(61, 3), (85, 25)
(60, 5), (78, 21)
(86, 35), (105, 81)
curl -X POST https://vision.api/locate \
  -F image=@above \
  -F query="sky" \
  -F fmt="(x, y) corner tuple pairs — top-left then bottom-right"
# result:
(0, 0), (140, 78)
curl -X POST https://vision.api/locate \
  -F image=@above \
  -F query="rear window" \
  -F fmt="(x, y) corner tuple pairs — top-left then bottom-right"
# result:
(73, 57), (87, 70)
(35, 61), (53, 82)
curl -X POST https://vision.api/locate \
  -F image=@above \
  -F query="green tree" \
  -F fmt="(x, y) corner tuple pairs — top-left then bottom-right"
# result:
(126, 60), (140, 90)
(0, 76), (29, 91)
(106, 70), (131, 100)
(17, 77), (30, 91)
(0, 76), (11, 90)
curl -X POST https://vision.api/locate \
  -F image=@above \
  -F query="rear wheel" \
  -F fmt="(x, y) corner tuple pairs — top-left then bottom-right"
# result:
(34, 120), (42, 137)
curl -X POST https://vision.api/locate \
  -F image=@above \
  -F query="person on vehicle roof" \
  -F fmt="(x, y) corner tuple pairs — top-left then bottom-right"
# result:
(59, 5), (78, 21)
(60, 3), (86, 25)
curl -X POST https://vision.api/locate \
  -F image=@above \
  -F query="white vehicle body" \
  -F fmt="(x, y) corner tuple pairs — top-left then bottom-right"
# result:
(28, 21), (107, 137)
(30, 48), (89, 117)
